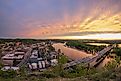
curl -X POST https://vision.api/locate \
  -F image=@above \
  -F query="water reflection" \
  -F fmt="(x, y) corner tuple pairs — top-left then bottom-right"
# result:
(53, 43), (92, 60)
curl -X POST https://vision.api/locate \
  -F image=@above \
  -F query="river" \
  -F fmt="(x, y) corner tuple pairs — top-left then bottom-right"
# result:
(87, 43), (121, 48)
(86, 43), (109, 46)
(52, 43), (92, 60)
(52, 43), (114, 68)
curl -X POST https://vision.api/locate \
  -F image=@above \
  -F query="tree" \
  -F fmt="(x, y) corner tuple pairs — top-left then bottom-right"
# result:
(0, 70), (17, 78)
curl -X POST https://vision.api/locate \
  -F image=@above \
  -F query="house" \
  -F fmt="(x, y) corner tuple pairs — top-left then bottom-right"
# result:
(50, 59), (58, 66)
(50, 52), (57, 59)
(46, 51), (58, 66)
(30, 50), (38, 59)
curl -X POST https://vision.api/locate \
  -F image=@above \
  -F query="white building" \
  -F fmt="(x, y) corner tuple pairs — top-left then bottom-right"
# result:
(14, 52), (25, 55)
(1, 66), (19, 71)
(2, 53), (24, 60)
(28, 58), (48, 70)
(50, 59), (58, 66)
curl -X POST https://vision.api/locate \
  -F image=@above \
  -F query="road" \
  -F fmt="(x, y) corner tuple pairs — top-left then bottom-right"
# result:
(17, 47), (32, 67)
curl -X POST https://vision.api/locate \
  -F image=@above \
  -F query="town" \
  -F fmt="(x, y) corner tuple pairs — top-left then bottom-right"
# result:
(0, 39), (121, 81)
(0, 41), (59, 72)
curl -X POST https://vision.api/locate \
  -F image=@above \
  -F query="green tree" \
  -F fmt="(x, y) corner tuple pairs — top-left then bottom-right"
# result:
(0, 70), (17, 78)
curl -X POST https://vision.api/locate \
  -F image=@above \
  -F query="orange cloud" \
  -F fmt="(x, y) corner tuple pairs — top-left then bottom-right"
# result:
(18, 0), (121, 38)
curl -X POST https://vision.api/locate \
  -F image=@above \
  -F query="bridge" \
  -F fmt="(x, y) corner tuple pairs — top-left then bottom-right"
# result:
(63, 45), (114, 69)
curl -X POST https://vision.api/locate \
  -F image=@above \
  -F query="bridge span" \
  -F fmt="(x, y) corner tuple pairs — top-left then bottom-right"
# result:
(63, 45), (114, 68)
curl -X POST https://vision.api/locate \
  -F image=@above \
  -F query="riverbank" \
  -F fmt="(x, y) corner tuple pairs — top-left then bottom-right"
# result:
(53, 43), (93, 60)
(53, 43), (115, 69)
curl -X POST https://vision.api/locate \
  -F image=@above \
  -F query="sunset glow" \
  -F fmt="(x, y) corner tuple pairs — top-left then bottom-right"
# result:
(48, 33), (121, 40)
(0, 0), (121, 40)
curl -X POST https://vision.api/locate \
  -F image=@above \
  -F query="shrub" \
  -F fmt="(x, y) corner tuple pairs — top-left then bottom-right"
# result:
(0, 70), (17, 78)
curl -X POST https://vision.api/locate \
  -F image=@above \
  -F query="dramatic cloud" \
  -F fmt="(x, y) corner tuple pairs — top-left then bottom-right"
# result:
(0, 0), (121, 39)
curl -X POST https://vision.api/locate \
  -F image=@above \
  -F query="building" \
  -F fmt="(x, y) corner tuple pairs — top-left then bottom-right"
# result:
(1, 66), (19, 71)
(30, 50), (38, 59)
(14, 52), (25, 55)
(50, 59), (58, 66)
(2, 52), (24, 66)
(2, 53), (24, 60)
(28, 58), (48, 70)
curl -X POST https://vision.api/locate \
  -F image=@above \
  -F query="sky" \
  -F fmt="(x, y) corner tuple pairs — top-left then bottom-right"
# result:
(0, 0), (121, 40)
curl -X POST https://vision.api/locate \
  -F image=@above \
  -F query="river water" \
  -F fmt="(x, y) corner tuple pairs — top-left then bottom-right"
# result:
(52, 43), (115, 68)
(87, 43), (121, 48)
(86, 43), (109, 46)
(52, 43), (92, 60)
